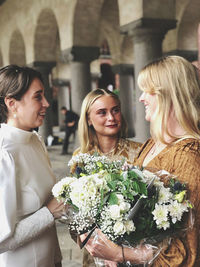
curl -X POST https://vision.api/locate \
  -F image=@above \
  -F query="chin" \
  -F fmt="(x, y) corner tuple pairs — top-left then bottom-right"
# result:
(145, 115), (151, 122)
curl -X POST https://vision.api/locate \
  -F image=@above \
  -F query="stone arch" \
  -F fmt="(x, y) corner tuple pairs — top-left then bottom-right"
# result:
(9, 30), (26, 66)
(73, 0), (122, 64)
(73, 0), (103, 46)
(98, 0), (122, 65)
(34, 8), (60, 62)
(177, 0), (200, 51)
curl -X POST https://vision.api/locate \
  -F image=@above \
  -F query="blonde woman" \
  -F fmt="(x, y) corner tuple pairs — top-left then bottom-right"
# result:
(82, 56), (200, 266)
(134, 55), (200, 266)
(71, 88), (141, 267)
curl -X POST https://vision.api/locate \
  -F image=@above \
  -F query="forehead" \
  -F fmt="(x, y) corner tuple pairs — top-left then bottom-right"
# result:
(25, 78), (44, 95)
(90, 95), (119, 110)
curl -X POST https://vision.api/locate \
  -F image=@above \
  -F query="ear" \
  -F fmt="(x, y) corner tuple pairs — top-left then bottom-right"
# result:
(87, 116), (92, 127)
(4, 97), (17, 112)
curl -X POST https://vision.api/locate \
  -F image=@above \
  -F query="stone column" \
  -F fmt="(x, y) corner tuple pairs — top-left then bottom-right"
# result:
(121, 19), (176, 142)
(29, 61), (56, 142)
(52, 78), (71, 128)
(112, 64), (135, 137)
(61, 46), (99, 115)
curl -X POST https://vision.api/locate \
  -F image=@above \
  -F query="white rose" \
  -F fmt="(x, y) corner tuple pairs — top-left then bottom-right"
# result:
(116, 194), (124, 203)
(109, 205), (121, 219)
(119, 202), (131, 212)
(113, 221), (126, 235)
(124, 220), (135, 233)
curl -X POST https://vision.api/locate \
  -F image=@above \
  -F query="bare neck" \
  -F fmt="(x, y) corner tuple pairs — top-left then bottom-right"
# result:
(97, 135), (119, 154)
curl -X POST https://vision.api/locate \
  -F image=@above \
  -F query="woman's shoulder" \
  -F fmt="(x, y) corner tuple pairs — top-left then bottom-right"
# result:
(0, 147), (15, 179)
(173, 138), (200, 154)
(119, 138), (142, 149)
(124, 138), (142, 148)
(116, 138), (142, 163)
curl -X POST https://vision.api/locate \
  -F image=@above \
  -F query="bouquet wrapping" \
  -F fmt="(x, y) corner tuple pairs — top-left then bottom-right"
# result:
(52, 153), (194, 266)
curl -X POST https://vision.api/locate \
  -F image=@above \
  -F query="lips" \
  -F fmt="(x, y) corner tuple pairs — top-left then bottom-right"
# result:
(39, 112), (46, 116)
(106, 124), (118, 128)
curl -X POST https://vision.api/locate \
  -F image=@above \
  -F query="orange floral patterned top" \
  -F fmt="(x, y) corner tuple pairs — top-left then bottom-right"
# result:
(71, 138), (141, 171)
(134, 138), (200, 267)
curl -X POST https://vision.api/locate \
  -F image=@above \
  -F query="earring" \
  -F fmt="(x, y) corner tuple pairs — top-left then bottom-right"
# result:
(13, 113), (17, 119)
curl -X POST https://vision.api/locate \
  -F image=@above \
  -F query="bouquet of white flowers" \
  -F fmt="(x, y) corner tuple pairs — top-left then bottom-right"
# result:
(52, 153), (193, 266)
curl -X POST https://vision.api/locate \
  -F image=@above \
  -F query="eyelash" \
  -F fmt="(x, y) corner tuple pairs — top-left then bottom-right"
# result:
(98, 111), (106, 115)
(36, 95), (42, 100)
(98, 108), (120, 116)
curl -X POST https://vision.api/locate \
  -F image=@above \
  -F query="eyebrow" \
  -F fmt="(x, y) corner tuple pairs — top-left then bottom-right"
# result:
(96, 108), (106, 112)
(96, 105), (120, 112)
(33, 89), (43, 94)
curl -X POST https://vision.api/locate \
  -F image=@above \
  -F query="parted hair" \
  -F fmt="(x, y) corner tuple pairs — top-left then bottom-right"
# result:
(0, 64), (43, 123)
(137, 55), (200, 143)
(78, 88), (127, 153)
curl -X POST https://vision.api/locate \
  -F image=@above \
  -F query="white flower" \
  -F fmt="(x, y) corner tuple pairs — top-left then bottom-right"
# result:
(124, 220), (135, 233)
(158, 186), (173, 204)
(116, 194), (124, 203)
(113, 221), (126, 235)
(109, 205), (122, 220)
(168, 200), (188, 223)
(119, 201), (131, 213)
(69, 173), (105, 211)
(152, 204), (168, 225)
(157, 220), (170, 230)
(52, 177), (75, 198)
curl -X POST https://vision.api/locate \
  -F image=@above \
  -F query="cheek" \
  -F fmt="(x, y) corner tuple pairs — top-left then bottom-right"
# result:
(115, 113), (122, 122)
(151, 99), (158, 112)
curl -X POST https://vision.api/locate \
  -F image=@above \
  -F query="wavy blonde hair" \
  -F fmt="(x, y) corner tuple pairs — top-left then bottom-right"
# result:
(78, 88), (127, 153)
(137, 56), (200, 143)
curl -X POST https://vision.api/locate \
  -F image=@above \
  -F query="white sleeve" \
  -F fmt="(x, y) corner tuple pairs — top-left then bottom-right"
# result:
(0, 207), (54, 253)
(0, 150), (55, 253)
(0, 149), (17, 243)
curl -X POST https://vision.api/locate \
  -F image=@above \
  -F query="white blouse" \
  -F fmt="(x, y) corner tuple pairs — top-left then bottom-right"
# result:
(0, 124), (62, 267)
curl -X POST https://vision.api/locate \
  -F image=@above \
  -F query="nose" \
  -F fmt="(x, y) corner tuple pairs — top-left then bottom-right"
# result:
(107, 111), (114, 120)
(43, 96), (49, 108)
(139, 92), (145, 103)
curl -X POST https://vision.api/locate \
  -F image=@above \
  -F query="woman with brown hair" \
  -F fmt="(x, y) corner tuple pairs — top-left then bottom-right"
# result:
(0, 65), (64, 267)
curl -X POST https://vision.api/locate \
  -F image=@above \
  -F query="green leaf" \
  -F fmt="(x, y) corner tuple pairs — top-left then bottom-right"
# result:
(126, 192), (134, 200)
(108, 192), (118, 205)
(107, 181), (117, 190)
(132, 181), (141, 192)
(139, 182), (148, 195)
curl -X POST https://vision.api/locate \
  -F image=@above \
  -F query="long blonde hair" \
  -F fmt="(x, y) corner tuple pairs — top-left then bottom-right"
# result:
(137, 55), (200, 143)
(78, 88), (127, 153)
